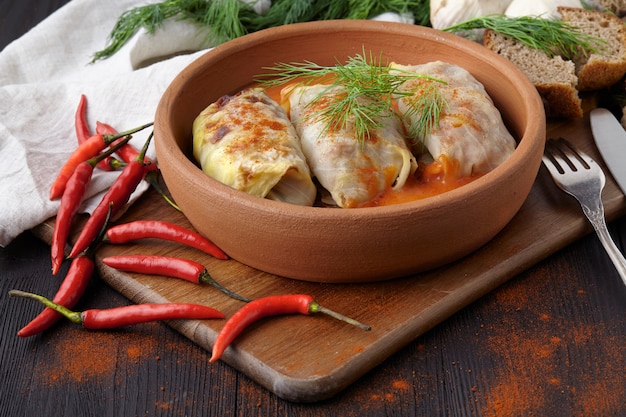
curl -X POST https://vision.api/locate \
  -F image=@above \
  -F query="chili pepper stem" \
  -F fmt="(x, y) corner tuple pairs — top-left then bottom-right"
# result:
(135, 130), (153, 162)
(9, 289), (83, 324)
(309, 301), (371, 331)
(198, 271), (251, 303)
(103, 122), (153, 145)
(97, 202), (115, 243)
(144, 170), (182, 211)
(109, 159), (127, 170)
(86, 135), (133, 166)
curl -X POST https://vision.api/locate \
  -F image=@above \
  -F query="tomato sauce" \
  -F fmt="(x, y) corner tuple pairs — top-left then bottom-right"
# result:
(368, 157), (480, 207)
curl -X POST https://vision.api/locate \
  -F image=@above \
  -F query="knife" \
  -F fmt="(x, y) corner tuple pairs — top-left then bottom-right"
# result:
(589, 107), (626, 195)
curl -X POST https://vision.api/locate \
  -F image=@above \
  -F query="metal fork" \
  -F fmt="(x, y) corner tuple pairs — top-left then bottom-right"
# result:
(543, 137), (626, 287)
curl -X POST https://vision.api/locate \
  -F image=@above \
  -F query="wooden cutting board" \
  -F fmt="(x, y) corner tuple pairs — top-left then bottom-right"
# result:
(34, 103), (626, 403)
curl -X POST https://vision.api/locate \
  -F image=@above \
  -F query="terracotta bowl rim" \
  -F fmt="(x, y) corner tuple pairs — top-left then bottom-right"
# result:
(156, 20), (545, 220)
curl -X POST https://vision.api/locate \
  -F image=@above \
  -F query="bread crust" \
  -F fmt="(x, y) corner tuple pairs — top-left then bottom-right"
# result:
(558, 6), (626, 91)
(483, 7), (626, 118)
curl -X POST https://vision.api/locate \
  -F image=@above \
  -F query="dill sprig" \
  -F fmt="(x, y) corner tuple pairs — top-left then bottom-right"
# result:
(258, 51), (447, 144)
(91, 0), (430, 63)
(399, 80), (447, 141)
(443, 14), (608, 60)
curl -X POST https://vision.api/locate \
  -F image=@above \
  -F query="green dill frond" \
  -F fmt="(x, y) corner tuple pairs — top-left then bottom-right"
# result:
(92, 0), (431, 63)
(255, 60), (329, 87)
(190, 0), (247, 45)
(398, 81), (447, 141)
(244, 0), (322, 31)
(321, 0), (351, 20)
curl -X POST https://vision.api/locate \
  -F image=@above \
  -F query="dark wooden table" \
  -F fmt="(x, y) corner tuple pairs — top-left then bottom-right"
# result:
(1, 1), (625, 416)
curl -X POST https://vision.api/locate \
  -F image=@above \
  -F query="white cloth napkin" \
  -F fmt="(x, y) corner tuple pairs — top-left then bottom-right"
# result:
(0, 0), (413, 247)
(0, 0), (213, 247)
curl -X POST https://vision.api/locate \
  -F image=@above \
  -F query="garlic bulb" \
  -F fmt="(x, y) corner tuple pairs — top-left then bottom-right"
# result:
(430, 0), (514, 29)
(505, 0), (584, 18)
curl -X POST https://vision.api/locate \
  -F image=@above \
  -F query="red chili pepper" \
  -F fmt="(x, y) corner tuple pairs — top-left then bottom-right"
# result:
(95, 121), (116, 135)
(51, 163), (92, 275)
(209, 294), (371, 362)
(96, 121), (158, 173)
(104, 220), (228, 259)
(49, 122), (153, 200)
(94, 122), (131, 171)
(9, 290), (224, 329)
(101, 255), (249, 302)
(74, 94), (91, 145)
(97, 121), (180, 211)
(81, 303), (224, 328)
(74, 95), (121, 171)
(69, 133), (153, 258)
(50, 136), (132, 275)
(17, 255), (94, 337)
(95, 122), (126, 162)
(19, 204), (114, 337)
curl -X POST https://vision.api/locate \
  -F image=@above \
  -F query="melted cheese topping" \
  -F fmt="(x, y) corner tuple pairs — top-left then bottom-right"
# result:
(192, 89), (317, 206)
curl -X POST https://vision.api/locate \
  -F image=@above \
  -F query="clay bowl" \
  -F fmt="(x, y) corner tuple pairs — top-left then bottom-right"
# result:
(154, 20), (545, 283)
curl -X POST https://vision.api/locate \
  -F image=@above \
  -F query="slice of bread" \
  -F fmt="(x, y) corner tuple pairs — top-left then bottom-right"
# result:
(483, 7), (626, 118)
(483, 30), (583, 118)
(558, 6), (626, 91)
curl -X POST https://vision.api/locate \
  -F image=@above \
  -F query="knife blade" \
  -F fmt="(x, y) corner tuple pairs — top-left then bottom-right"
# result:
(589, 107), (626, 195)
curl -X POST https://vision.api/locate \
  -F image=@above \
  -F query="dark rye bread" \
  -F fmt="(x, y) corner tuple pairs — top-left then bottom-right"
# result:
(483, 30), (582, 118)
(558, 6), (626, 91)
(484, 7), (626, 118)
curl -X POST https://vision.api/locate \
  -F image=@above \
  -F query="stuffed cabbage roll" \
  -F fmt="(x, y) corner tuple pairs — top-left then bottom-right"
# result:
(192, 88), (317, 206)
(391, 61), (516, 177)
(283, 84), (418, 208)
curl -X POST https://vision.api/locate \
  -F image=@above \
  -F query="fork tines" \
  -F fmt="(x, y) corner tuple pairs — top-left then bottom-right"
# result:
(543, 137), (592, 174)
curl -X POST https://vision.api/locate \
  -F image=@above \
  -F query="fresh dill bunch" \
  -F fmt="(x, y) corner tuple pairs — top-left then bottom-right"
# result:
(258, 51), (446, 144)
(91, 0), (247, 63)
(442, 14), (607, 60)
(242, 0), (429, 31)
(92, 0), (431, 63)
(90, 0), (186, 63)
(242, 0), (330, 31)
(243, 0), (430, 31)
(192, 0), (248, 44)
